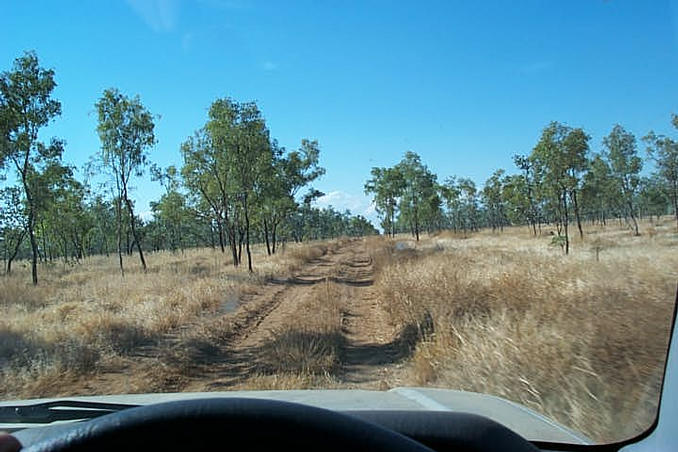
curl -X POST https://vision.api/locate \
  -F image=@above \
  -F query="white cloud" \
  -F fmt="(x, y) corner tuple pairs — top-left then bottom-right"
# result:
(138, 210), (154, 222)
(126, 0), (179, 32)
(314, 190), (380, 227)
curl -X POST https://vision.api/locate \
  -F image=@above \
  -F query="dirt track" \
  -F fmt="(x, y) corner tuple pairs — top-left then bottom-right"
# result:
(64, 239), (405, 395)
(181, 239), (403, 390)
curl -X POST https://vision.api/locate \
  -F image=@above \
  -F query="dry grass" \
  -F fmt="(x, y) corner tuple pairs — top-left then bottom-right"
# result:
(0, 241), (331, 399)
(372, 217), (677, 443)
(2, 221), (675, 444)
(251, 278), (346, 387)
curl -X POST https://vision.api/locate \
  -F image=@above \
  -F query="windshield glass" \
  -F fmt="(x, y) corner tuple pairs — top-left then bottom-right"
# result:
(1, 0), (677, 445)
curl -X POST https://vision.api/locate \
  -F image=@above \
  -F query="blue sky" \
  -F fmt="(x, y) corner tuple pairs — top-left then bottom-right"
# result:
(2, 0), (678, 224)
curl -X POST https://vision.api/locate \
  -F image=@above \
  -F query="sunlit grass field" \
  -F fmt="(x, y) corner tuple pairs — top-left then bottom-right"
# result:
(1, 218), (676, 443)
(371, 217), (677, 442)
(0, 240), (330, 398)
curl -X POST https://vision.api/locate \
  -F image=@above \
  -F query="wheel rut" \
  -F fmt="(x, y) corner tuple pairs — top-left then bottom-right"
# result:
(52, 239), (408, 396)
(185, 239), (405, 391)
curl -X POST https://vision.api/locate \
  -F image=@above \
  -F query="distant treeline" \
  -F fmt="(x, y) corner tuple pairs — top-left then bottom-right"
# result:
(365, 122), (678, 254)
(0, 51), (377, 284)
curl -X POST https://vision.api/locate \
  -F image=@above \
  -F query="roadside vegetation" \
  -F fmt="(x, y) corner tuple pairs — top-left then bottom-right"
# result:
(0, 51), (377, 287)
(370, 219), (676, 443)
(0, 240), (331, 398)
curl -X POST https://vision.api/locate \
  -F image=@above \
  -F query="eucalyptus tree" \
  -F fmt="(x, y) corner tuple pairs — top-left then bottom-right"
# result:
(457, 177), (480, 233)
(33, 162), (87, 262)
(530, 122), (590, 253)
(513, 154), (539, 234)
(440, 176), (462, 232)
(95, 88), (156, 274)
(482, 169), (507, 232)
(0, 186), (27, 274)
(364, 166), (404, 237)
(87, 195), (116, 256)
(603, 125), (642, 235)
(181, 128), (233, 258)
(0, 51), (63, 284)
(637, 175), (670, 222)
(151, 165), (190, 252)
(205, 98), (272, 272)
(580, 154), (617, 226)
(394, 151), (439, 240)
(644, 114), (678, 229)
(563, 126), (590, 239)
(348, 215), (379, 236)
(260, 139), (325, 254)
(502, 174), (531, 229)
(45, 167), (91, 262)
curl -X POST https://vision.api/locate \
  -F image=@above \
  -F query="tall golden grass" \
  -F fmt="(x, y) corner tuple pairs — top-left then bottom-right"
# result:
(2, 220), (676, 444)
(0, 241), (330, 398)
(372, 218), (677, 443)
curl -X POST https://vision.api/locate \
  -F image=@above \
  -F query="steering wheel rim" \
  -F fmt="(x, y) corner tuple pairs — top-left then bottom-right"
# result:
(23, 397), (436, 452)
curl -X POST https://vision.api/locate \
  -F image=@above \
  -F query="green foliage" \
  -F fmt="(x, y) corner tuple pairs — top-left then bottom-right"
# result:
(603, 125), (642, 234)
(364, 166), (404, 237)
(96, 89), (155, 180)
(95, 88), (156, 273)
(530, 122), (590, 252)
(3, 50), (677, 275)
(481, 169), (507, 232)
(395, 152), (441, 240)
(0, 51), (63, 284)
(644, 116), (678, 228)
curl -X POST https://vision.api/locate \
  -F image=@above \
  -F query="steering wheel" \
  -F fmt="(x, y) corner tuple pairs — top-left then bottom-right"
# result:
(23, 397), (541, 451)
(23, 398), (435, 451)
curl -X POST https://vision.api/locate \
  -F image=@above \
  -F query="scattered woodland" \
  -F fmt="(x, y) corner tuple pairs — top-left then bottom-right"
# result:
(1, 51), (678, 443)
(0, 51), (377, 284)
(2, 52), (677, 285)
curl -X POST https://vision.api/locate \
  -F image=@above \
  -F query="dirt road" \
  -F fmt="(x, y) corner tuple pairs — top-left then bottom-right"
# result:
(181, 239), (404, 391)
(69, 239), (405, 395)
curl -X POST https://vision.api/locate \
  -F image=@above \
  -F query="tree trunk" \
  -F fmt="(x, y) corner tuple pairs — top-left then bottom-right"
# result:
(414, 216), (420, 241)
(236, 230), (243, 264)
(272, 222), (277, 254)
(62, 238), (68, 264)
(209, 224), (216, 249)
(5, 230), (26, 276)
(40, 221), (48, 263)
(263, 218), (271, 256)
(628, 200), (639, 236)
(124, 196), (146, 271)
(242, 195), (253, 273)
(390, 207), (396, 238)
(570, 189), (584, 240)
(217, 220), (226, 253)
(116, 199), (124, 277)
(230, 229), (239, 267)
(562, 190), (570, 255)
(28, 212), (38, 284)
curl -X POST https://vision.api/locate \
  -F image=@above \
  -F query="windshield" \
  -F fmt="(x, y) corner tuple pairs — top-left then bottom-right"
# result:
(1, 0), (677, 445)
